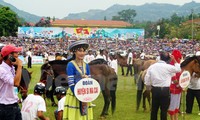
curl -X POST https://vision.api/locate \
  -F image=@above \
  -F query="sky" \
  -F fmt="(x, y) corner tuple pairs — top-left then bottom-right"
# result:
(3, 0), (198, 19)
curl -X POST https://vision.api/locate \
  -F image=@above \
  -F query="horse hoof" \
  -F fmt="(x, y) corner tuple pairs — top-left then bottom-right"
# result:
(143, 108), (147, 112)
(99, 116), (106, 120)
(51, 103), (57, 106)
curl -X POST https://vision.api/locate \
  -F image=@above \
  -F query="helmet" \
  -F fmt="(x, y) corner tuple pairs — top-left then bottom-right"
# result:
(34, 82), (45, 94)
(54, 86), (66, 95)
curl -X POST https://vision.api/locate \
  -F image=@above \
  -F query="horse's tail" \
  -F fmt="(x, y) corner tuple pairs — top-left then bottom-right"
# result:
(110, 74), (118, 114)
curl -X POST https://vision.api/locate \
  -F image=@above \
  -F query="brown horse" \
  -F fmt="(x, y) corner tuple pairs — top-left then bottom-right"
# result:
(115, 53), (128, 76)
(40, 59), (118, 118)
(136, 60), (156, 111)
(137, 55), (200, 111)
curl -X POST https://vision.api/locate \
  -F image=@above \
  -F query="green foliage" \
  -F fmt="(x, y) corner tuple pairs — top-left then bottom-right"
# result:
(0, 7), (19, 36)
(137, 12), (200, 39)
(112, 9), (136, 24)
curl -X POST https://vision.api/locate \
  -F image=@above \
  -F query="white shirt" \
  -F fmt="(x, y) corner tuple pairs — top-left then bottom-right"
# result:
(58, 96), (66, 111)
(110, 59), (118, 74)
(84, 54), (95, 63)
(140, 53), (145, 59)
(26, 51), (32, 57)
(127, 52), (133, 65)
(21, 94), (46, 120)
(188, 73), (200, 90)
(144, 61), (181, 87)
(96, 54), (107, 61)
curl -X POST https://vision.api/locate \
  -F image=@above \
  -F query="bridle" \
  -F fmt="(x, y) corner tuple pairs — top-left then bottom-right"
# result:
(42, 63), (55, 80)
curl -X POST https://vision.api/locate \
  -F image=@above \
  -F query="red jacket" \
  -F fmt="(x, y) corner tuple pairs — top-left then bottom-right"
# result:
(170, 61), (182, 94)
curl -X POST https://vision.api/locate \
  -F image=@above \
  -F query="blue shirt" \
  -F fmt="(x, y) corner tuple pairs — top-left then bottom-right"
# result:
(67, 61), (91, 93)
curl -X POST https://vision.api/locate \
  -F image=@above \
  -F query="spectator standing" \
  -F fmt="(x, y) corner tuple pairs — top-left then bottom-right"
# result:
(0, 45), (23, 120)
(95, 48), (106, 60)
(126, 49), (133, 76)
(26, 48), (32, 68)
(140, 50), (145, 60)
(144, 51), (181, 120)
(84, 49), (95, 64)
(109, 53), (118, 74)
(186, 51), (200, 115)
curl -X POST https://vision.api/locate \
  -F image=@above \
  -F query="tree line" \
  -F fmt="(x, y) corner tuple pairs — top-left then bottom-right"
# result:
(1, 6), (200, 40)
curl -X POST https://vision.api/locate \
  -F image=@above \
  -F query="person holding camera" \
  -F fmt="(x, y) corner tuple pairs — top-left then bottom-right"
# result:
(0, 44), (23, 120)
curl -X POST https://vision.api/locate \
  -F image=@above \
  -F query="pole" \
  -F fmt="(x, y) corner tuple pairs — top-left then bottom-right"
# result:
(191, 9), (194, 40)
(181, 89), (186, 120)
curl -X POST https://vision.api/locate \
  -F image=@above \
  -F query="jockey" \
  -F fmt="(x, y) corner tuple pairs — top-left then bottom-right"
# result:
(21, 82), (49, 120)
(54, 86), (66, 120)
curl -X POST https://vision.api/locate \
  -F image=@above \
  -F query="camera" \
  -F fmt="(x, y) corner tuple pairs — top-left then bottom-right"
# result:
(9, 55), (16, 62)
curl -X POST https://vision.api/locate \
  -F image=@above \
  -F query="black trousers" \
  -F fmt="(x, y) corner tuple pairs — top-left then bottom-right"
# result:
(126, 64), (132, 76)
(0, 103), (22, 120)
(27, 56), (32, 68)
(186, 88), (200, 113)
(151, 86), (170, 120)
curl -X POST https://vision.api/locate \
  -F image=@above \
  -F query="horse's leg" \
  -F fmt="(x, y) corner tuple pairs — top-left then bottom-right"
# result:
(143, 91), (147, 111)
(121, 66), (124, 76)
(143, 90), (151, 111)
(100, 90), (110, 117)
(136, 73), (143, 111)
(51, 80), (57, 106)
(110, 75), (117, 114)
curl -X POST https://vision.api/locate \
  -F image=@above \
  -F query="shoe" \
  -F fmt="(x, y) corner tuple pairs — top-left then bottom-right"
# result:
(91, 103), (96, 107)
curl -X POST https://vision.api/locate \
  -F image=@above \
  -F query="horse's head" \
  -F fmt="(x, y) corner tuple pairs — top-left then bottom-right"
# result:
(40, 62), (54, 84)
(19, 68), (32, 100)
(181, 55), (200, 76)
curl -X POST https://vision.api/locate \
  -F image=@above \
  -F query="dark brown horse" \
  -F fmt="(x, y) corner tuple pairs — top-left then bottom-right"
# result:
(17, 67), (32, 101)
(137, 55), (200, 111)
(40, 59), (118, 118)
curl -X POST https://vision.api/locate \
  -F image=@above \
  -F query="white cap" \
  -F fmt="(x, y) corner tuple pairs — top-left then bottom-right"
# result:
(196, 51), (200, 56)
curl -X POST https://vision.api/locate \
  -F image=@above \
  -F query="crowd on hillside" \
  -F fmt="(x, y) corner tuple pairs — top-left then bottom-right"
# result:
(0, 36), (200, 58)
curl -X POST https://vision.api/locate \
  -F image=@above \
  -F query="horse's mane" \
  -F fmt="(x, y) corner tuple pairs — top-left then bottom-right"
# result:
(89, 59), (107, 65)
(41, 60), (70, 70)
(181, 56), (197, 68)
(49, 60), (70, 65)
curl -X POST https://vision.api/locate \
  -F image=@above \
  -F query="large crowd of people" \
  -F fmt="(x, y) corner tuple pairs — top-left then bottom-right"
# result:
(1, 37), (200, 120)
(1, 37), (200, 60)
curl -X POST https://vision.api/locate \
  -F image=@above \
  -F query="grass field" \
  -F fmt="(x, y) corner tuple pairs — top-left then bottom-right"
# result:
(23, 64), (200, 120)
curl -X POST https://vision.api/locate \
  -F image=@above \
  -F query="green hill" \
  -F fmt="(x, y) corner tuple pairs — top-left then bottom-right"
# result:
(0, 0), (41, 23)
